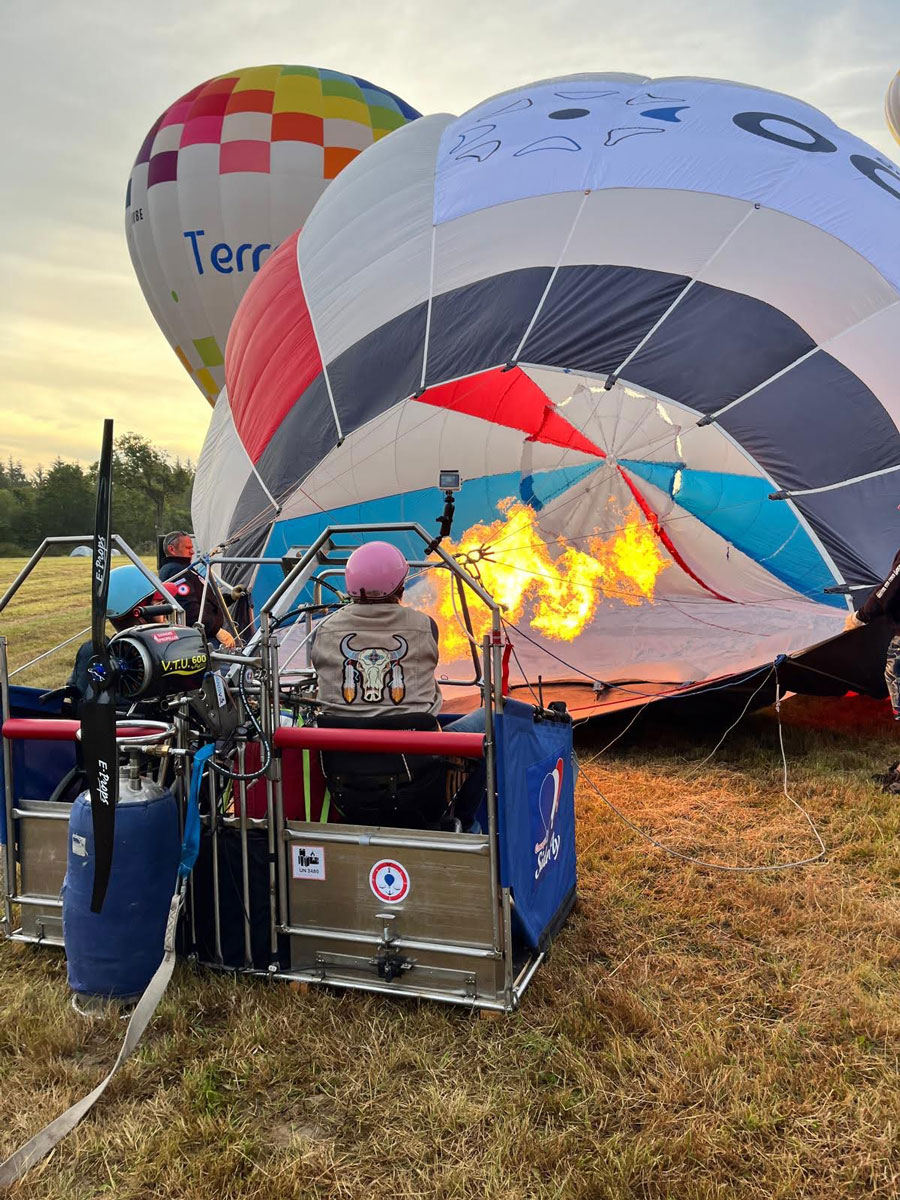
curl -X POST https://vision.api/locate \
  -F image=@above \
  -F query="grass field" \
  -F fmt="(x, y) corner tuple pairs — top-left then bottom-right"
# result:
(0, 557), (898, 1198)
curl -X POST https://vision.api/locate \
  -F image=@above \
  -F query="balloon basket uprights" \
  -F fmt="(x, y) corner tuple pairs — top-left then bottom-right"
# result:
(0, 524), (576, 1014)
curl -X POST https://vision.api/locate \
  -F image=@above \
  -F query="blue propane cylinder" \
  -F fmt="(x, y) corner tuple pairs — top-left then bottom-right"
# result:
(63, 770), (180, 999)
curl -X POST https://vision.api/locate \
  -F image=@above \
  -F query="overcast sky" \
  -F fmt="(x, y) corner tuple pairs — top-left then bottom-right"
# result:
(1, 0), (897, 471)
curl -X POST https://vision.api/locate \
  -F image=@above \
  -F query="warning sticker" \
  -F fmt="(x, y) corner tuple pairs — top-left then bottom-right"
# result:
(291, 844), (326, 881)
(368, 859), (410, 904)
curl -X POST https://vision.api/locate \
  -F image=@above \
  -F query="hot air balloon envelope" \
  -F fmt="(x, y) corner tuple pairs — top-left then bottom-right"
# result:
(193, 74), (900, 704)
(886, 70), (900, 146)
(126, 65), (420, 404)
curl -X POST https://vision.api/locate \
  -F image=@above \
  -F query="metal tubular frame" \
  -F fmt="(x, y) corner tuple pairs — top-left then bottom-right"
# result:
(208, 770), (223, 965)
(237, 744), (253, 970)
(0, 533), (185, 948)
(0, 523), (564, 1011)
(262, 633), (280, 968)
(0, 535), (184, 623)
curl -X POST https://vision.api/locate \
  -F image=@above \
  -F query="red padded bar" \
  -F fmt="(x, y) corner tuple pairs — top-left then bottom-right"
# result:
(3, 718), (79, 741)
(274, 726), (485, 759)
(2, 719), (166, 743)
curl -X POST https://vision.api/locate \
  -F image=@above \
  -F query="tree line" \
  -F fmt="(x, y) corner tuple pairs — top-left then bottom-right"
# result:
(0, 434), (194, 555)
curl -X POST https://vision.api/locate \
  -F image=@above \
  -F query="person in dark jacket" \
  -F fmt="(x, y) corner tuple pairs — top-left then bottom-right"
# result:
(845, 547), (900, 717)
(158, 530), (236, 649)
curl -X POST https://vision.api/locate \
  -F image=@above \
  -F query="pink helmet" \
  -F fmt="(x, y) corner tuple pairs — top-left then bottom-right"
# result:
(345, 541), (409, 600)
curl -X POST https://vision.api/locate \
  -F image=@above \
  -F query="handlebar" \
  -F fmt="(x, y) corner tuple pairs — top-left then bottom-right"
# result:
(135, 603), (174, 619)
(273, 726), (485, 758)
(2, 718), (175, 744)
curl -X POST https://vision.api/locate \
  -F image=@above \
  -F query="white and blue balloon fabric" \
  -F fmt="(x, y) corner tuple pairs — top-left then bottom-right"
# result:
(192, 73), (900, 689)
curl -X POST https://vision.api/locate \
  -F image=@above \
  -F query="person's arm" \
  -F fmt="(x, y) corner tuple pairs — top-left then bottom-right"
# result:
(857, 554), (900, 625)
(197, 579), (233, 645)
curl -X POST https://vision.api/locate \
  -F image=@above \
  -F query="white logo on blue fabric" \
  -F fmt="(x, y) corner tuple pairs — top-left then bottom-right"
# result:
(533, 757), (564, 881)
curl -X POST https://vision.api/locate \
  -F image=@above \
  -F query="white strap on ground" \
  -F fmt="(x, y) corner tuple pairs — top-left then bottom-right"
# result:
(0, 886), (184, 1189)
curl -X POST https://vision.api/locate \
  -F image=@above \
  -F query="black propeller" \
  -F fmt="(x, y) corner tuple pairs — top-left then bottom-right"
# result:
(80, 419), (118, 913)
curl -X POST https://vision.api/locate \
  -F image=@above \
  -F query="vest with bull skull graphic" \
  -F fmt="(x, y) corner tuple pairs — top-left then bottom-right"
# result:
(311, 602), (441, 718)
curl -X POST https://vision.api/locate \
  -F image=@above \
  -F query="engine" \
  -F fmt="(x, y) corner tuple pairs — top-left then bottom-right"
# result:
(109, 625), (209, 700)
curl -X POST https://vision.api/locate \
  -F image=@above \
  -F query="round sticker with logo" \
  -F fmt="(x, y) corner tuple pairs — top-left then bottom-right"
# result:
(369, 859), (410, 904)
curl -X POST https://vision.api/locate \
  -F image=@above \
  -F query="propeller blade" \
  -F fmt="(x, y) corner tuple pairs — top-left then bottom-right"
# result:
(91, 419), (114, 663)
(81, 418), (118, 913)
(81, 693), (118, 913)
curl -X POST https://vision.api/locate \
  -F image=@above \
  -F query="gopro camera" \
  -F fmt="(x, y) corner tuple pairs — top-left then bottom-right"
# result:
(439, 469), (461, 492)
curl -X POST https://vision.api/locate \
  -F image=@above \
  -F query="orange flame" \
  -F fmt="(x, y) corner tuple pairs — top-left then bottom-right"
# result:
(427, 499), (670, 659)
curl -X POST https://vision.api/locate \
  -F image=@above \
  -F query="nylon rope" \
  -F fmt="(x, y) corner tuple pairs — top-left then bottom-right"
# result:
(576, 668), (827, 873)
(608, 206), (757, 383)
(0, 887), (186, 1189)
(510, 189), (590, 365)
(418, 223), (438, 391)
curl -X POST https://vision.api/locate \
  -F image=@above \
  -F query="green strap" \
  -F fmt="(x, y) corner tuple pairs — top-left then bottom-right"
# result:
(297, 713), (330, 824)
(302, 749), (312, 823)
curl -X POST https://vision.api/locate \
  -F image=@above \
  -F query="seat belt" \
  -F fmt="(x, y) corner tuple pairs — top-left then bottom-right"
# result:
(0, 743), (214, 1188)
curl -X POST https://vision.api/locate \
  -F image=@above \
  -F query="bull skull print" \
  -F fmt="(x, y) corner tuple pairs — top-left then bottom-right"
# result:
(339, 634), (409, 704)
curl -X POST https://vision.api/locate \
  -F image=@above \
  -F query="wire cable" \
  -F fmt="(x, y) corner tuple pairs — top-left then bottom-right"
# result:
(502, 616), (779, 709)
(684, 666), (776, 776)
(577, 687), (826, 873)
(207, 667), (272, 783)
(580, 700), (650, 764)
(576, 662), (826, 873)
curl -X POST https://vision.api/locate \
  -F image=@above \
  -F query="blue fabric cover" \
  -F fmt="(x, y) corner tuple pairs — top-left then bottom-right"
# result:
(495, 698), (576, 950)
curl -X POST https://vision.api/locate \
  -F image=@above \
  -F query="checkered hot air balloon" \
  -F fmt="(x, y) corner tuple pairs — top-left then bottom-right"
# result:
(125, 65), (420, 405)
(886, 69), (900, 147)
(193, 73), (900, 696)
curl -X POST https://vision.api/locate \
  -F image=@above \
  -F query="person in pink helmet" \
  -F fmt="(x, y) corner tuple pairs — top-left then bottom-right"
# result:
(311, 541), (487, 829)
(311, 541), (442, 719)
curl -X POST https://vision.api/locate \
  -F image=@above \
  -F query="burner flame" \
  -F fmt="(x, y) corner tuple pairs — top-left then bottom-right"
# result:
(427, 498), (670, 658)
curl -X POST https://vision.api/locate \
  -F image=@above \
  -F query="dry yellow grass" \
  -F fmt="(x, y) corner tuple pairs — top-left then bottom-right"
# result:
(0, 557), (898, 1198)
(0, 555), (156, 690)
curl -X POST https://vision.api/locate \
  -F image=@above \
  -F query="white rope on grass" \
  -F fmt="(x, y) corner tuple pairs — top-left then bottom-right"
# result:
(684, 666), (775, 776)
(577, 674), (827, 873)
(580, 700), (650, 764)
